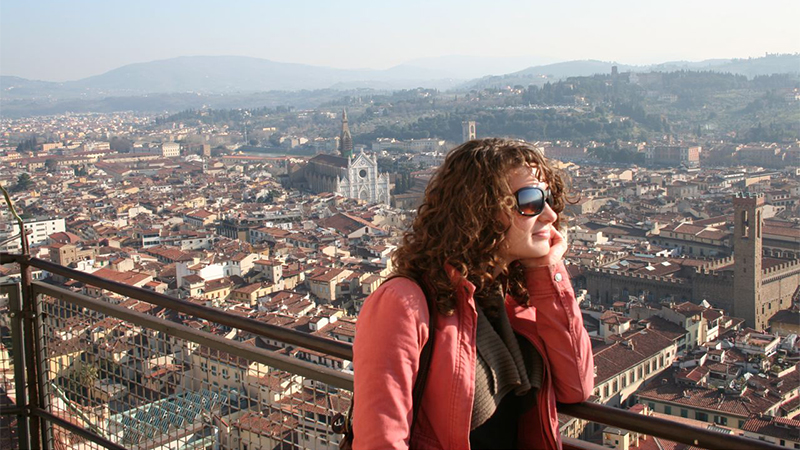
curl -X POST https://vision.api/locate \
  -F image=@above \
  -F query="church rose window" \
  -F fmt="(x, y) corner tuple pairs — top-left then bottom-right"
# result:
(359, 169), (367, 178)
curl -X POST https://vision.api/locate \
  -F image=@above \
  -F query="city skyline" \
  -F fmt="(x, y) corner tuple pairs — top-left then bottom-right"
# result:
(1, 0), (798, 82)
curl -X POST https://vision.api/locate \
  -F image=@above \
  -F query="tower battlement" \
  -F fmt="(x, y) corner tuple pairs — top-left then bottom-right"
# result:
(695, 255), (735, 273)
(694, 270), (734, 284)
(590, 268), (687, 285)
(733, 191), (764, 207)
(764, 259), (800, 275)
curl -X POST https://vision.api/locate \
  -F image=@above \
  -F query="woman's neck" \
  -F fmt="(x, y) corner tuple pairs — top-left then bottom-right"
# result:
(492, 260), (509, 278)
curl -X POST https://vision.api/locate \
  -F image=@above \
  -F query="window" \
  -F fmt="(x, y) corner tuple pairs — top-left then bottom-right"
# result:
(696, 412), (708, 421)
(613, 380), (618, 393)
(714, 416), (728, 426)
(638, 366), (643, 379)
(648, 402), (655, 410)
(622, 374), (628, 388)
(604, 385), (609, 398)
(739, 420), (745, 428)
(211, 365), (217, 376)
(222, 368), (229, 379)
(665, 406), (672, 415)
(680, 409), (688, 418)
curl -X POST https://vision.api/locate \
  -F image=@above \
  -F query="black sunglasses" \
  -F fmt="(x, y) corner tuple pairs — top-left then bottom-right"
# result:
(514, 186), (554, 216)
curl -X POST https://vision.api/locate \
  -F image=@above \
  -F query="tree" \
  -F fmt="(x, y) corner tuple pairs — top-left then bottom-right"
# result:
(15, 137), (37, 154)
(268, 133), (282, 147)
(110, 137), (133, 153)
(12, 173), (33, 192)
(45, 158), (59, 172)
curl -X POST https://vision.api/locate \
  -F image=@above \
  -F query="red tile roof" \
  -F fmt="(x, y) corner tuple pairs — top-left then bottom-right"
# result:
(741, 415), (800, 441)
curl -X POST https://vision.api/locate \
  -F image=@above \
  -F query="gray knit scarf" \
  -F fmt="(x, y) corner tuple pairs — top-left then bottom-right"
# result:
(471, 286), (544, 430)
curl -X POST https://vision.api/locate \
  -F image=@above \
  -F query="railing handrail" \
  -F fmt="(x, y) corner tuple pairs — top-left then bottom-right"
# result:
(1, 254), (353, 360)
(1, 252), (786, 450)
(558, 402), (782, 450)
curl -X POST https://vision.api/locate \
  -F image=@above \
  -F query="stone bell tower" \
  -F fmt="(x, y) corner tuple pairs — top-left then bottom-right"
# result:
(339, 109), (353, 159)
(733, 192), (764, 330)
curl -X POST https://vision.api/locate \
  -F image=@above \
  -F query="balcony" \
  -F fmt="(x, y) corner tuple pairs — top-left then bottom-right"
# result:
(0, 253), (786, 450)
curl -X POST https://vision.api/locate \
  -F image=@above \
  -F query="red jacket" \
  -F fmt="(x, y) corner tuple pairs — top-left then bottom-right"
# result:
(353, 262), (594, 450)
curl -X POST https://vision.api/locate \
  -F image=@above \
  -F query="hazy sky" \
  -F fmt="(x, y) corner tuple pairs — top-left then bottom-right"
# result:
(1, 0), (798, 82)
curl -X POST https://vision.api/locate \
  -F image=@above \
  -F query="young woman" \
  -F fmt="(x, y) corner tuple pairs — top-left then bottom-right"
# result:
(353, 138), (594, 450)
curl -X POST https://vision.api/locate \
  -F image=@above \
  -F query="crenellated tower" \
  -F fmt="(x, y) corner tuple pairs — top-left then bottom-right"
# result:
(733, 192), (764, 330)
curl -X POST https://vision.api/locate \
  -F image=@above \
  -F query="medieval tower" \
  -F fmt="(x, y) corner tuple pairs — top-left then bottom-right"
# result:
(462, 120), (476, 143)
(733, 192), (764, 330)
(339, 109), (354, 159)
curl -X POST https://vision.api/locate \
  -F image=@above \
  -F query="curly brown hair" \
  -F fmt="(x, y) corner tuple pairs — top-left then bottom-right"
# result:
(391, 138), (571, 316)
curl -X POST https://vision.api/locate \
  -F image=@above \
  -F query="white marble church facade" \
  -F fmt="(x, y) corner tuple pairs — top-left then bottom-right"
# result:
(305, 150), (391, 204)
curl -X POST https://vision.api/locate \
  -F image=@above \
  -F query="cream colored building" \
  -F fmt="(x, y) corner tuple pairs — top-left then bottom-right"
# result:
(308, 268), (353, 302)
(161, 142), (180, 158)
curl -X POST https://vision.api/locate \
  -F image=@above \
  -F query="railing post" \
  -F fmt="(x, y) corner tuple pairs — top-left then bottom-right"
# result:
(19, 258), (43, 450)
(6, 282), (30, 450)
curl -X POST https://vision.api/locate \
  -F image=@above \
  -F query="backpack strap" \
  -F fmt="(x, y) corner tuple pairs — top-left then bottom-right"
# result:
(409, 276), (437, 441)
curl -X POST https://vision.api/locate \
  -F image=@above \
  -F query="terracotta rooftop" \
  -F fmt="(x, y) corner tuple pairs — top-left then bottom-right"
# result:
(637, 370), (780, 417)
(741, 414), (800, 441)
(593, 330), (674, 383)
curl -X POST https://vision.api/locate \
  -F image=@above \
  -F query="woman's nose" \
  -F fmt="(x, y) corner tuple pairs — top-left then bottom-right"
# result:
(539, 203), (557, 224)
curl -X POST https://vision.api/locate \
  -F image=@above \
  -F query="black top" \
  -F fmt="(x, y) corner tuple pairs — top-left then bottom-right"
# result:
(468, 388), (524, 449)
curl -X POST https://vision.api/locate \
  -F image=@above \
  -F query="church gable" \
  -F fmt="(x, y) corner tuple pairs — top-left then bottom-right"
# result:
(349, 151), (377, 181)
(350, 152), (372, 169)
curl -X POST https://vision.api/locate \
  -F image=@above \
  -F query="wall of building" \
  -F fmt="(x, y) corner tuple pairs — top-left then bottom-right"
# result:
(638, 398), (747, 429)
(586, 269), (692, 305)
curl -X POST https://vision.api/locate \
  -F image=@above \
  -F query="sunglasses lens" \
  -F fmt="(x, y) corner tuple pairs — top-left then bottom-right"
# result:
(517, 187), (544, 216)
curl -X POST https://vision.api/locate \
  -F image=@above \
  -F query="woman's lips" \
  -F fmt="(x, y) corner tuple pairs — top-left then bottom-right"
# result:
(532, 230), (551, 239)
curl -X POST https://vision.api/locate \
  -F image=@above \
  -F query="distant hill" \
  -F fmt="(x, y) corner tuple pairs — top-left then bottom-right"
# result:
(2, 54), (798, 117)
(71, 56), (458, 93)
(397, 55), (560, 79)
(460, 54), (800, 89)
(1, 55), (462, 100)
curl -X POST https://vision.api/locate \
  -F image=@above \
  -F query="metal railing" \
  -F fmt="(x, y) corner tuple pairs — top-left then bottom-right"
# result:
(1, 254), (354, 450)
(0, 253), (786, 450)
